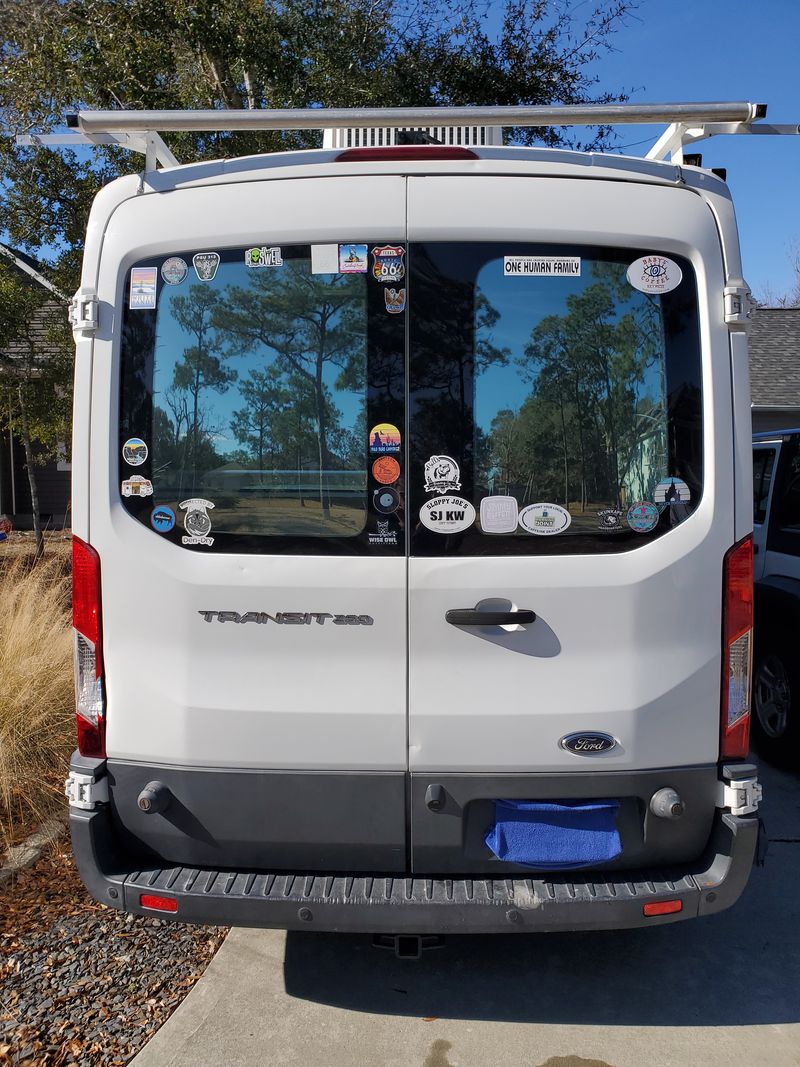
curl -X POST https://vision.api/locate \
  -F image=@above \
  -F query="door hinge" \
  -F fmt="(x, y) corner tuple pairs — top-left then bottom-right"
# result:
(69, 287), (99, 337)
(65, 770), (109, 810)
(716, 774), (762, 816)
(724, 281), (753, 330)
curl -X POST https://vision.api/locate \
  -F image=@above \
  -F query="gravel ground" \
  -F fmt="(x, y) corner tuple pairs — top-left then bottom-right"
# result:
(0, 843), (228, 1066)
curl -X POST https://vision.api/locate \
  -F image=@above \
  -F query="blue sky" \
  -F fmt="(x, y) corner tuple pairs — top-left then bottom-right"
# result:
(551, 0), (800, 300)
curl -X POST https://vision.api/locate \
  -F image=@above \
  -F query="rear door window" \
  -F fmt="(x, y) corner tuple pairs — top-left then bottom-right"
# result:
(119, 244), (406, 554)
(753, 447), (776, 525)
(408, 243), (703, 555)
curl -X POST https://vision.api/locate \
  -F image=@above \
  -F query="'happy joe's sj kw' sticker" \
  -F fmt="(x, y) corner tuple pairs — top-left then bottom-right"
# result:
(129, 267), (157, 309)
(370, 423), (401, 453)
(627, 256), (682, 295)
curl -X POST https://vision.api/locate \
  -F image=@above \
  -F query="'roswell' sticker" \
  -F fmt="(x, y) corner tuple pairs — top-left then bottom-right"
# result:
(384, 288), (406, 314)
(179, 498), (215, 545)
(518, 503), (571, 535)
(479, 496), (518, 534)
(192, 253), (220, 281)
(627, 256), (682, 295)
(419, 496), (475, 534)
(424, 456), (460, 494)
(245, 246), (283, 268)
(129, 267), (157, 309)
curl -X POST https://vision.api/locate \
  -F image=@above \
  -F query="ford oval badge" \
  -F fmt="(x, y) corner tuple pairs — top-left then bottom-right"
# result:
(560, 732), (617, 755)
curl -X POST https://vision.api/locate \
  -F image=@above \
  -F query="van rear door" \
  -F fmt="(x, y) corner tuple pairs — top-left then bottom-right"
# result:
(406, 175), (735, 870)
(91, 175), (409, 870)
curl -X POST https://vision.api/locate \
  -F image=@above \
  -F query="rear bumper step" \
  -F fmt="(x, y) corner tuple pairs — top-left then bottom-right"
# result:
(70, 804), (759, 933)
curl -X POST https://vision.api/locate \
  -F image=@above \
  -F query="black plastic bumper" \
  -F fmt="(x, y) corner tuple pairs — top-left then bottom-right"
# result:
(69, 801), (759, 934)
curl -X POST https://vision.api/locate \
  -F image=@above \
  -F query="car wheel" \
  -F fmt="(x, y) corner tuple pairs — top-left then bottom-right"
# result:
(752, 644), (798, 765)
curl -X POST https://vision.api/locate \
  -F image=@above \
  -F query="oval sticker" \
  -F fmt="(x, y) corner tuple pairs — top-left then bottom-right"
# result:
(419, 496), (475, 534)
(627, 255), (682, 295)
(518, 503), (571, 536)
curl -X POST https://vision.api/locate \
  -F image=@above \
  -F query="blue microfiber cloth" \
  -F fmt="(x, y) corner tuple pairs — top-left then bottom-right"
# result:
(485, 799), (621, 869)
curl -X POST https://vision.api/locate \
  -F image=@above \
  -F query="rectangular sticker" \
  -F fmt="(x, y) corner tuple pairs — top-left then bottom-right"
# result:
(503, 257), (581, 278)
(129, 267), (158, 309)
(311, 244), (339, 274)
(339, 244), (368, 273)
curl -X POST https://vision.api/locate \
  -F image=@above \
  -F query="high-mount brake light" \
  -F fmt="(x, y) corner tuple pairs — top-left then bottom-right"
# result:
(335, 146), (478, 162)
(72, 536), (106, 758)
(720, 535), (754, 759)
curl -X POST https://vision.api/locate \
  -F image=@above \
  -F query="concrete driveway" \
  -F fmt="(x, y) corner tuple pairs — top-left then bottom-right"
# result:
(132, 762), (800, 1067)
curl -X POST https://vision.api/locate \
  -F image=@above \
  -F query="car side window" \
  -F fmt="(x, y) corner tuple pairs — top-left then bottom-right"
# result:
(775, 446), (800, 533)
(753, 448), (776, 525)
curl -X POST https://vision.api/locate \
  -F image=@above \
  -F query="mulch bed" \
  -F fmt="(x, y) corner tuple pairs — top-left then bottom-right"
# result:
(0, 844), (228, 1066)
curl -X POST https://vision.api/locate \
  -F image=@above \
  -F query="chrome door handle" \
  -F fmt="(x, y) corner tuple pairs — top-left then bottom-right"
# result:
(445, 608), (536, 626)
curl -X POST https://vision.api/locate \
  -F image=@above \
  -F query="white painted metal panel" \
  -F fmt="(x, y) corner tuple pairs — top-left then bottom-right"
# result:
(90, 176), (407, 769)
(407, 176), (734, 772)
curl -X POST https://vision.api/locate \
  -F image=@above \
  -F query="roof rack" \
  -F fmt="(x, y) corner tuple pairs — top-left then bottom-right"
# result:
(16, 102), (799, 172)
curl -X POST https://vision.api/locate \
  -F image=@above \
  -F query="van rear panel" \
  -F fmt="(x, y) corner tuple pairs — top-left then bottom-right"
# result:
(68, 151), (759, 926)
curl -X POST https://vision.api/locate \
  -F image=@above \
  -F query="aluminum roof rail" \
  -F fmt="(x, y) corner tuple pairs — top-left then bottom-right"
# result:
(15, 101), (799, 172)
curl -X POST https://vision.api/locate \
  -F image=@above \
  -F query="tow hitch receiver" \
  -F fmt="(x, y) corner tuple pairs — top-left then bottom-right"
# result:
(373, 934), (446, 959)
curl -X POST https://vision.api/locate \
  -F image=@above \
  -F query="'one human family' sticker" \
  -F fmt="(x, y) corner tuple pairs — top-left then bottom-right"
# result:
(503, 257), (581, 277)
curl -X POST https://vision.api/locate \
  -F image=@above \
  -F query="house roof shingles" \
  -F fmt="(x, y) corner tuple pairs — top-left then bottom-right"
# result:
(748, 307), (800, 409)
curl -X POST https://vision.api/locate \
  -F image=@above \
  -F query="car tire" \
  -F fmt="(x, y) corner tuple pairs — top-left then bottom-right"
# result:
(751, 639), (799, 766)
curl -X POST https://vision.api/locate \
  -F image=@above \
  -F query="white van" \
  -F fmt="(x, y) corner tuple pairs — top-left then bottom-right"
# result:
(65, 105), (764, 936)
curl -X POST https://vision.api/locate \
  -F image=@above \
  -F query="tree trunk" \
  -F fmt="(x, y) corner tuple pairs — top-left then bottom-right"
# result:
(17, 384), (43, 559)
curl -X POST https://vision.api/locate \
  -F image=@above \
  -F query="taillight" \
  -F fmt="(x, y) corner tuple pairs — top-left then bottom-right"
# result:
(72, 536), (106, 757)
(335, 146), (478, 162)
(721, 535), (754, 759)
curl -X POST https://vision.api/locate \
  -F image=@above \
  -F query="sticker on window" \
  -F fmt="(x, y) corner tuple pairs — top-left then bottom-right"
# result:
(150, 505), (176, 533)
(371, 245), (405, 282)
(122, 437), (148, 467)
(597, 508), (624, 533)
(245, 246), (283, 268)
(384, 287), (406, 314)
(654, 477), (691, 504)
(369, 423), (401, 453)
(627, 256), (682, 295)
(373, 487), (400, 515)
(122, 475), (153, 498)
(129, 267), (157, 309)
(503, 257), (581, 278)
(372, 456), (400, 485)
(518, 503), (571, 535)
(192, 253), (220, 281)
(627, 501), (659, 533)
(424, 456), (461, 494)
(311, 244), (339, 274)
(179, 498), (215, 546)
(479, 496), (518, 534)
(339, 244), (368, 273)
(419, 496), (475, 534)
(161, 257), (188, 285)
(367, 520), (398, 546)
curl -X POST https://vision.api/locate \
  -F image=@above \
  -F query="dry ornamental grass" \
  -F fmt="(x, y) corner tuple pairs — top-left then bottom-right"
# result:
(0, 556), (74, 848)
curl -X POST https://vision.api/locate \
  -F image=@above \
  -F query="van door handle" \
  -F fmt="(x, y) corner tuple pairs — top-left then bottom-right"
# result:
(445, 608), (536, 626)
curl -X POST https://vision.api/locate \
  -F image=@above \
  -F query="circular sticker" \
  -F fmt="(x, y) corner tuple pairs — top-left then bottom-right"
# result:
(518, 503), (571, 536)
(627, 501), (659, 533)
(597, 508), (624, 533)
(369, 423), (401, 454)
(419, 496), (475, 534)
(161, 257), (188, 285)
(372, 456), (400, 485)
(373, 487), (400, 515)
(150, 505), (176, 533)
(122, 437), (148, 466)
(627, 256), (683, 295)
(654, 477), (691, 505)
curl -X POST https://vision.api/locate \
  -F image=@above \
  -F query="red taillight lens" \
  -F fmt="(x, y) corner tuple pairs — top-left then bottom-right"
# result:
(72, 536), (106, 758)
(140, 894), (178, 913)
(335, 146), (478, 162)
(643, 900), (683, 916)
(721, 535), (754, 760)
